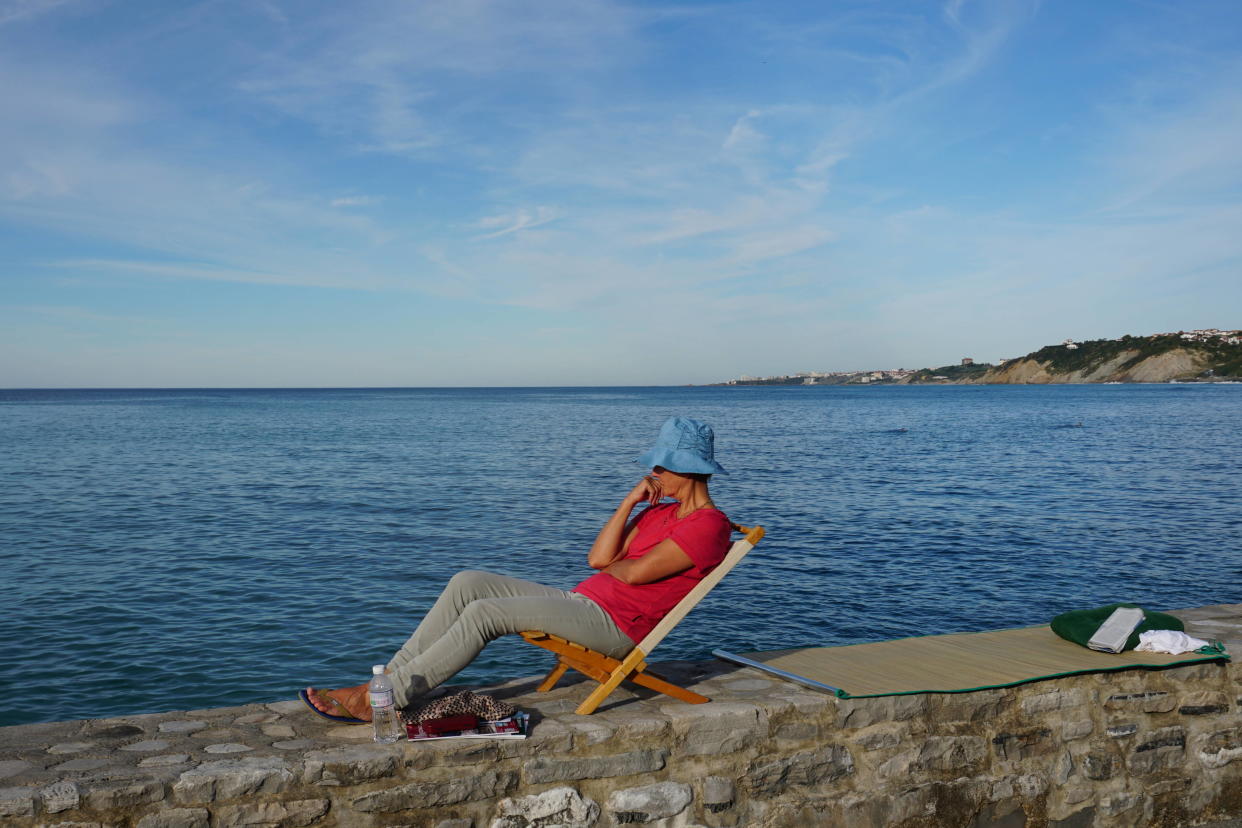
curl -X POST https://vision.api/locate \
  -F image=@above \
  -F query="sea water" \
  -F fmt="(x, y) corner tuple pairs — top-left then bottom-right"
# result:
(1, 384), (1239, 727)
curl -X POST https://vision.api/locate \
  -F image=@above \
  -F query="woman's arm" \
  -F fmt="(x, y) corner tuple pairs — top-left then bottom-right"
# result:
(586, 476), (663, 570)
(602, 538), (694, 584)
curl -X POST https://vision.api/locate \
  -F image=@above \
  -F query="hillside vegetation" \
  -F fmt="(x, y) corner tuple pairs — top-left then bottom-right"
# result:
(909, 331), (1242, 384)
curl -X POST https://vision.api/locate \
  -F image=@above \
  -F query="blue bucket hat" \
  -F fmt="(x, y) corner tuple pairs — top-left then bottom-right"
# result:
(636, 416), (728, 475)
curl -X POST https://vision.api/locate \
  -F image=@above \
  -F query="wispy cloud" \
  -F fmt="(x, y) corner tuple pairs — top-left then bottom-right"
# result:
(237, 0), (638, 156)
(474, 206), (563, 239)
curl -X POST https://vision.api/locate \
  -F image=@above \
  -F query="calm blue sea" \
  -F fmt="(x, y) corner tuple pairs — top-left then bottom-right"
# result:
(2, 384), (1240, 727)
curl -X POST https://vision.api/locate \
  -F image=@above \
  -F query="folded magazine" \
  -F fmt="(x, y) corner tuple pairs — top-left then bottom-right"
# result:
(405, 711), (530, 741)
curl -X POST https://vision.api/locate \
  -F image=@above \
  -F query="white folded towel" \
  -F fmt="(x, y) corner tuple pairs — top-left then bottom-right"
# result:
(1133, 630), (1209, 655)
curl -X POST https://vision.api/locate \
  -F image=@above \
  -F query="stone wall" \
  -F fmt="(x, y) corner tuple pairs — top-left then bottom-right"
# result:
(2, 604), (1240, 827)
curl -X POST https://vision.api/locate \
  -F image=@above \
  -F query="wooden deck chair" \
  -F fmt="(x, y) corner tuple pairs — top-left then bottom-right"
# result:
(521, 523), (765, 715)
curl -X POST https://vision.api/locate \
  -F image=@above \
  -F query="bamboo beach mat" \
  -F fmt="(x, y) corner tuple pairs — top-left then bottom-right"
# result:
(713, 625), (1229, 699)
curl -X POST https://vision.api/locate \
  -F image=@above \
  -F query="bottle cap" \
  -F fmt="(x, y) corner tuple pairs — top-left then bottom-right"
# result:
(372, 665), (385, 675)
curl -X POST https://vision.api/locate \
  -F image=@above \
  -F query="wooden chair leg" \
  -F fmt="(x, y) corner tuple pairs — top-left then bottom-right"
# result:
(630, 669), (710, 704)
(535, 661), (569, 692)
(575, 649), (647, 715)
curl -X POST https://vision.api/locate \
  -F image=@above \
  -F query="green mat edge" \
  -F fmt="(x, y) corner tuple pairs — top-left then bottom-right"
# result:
(713, 640), (1230, 700)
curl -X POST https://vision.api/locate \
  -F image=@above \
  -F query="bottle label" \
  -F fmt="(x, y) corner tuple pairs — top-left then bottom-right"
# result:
(369, 689), (394, 709)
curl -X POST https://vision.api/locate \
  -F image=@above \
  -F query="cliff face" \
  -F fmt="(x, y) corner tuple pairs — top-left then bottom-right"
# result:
(976, 347), (1211, 384)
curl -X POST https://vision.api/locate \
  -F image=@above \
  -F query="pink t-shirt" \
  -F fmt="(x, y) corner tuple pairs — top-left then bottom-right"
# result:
(573, 503), (732, 644)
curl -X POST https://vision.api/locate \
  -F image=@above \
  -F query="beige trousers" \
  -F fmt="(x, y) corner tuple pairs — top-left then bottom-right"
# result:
(385, 570), (634, 707)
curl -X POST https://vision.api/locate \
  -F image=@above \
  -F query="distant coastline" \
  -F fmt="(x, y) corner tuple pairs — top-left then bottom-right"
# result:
(711, 328), (1242, 386)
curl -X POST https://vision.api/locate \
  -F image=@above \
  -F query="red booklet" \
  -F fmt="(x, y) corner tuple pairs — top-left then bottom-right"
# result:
(406, 712), (529, 741)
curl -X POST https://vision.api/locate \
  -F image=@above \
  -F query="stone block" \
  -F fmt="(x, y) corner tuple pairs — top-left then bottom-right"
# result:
(1127, 726), (1186, 775)
(350, 770), (516, 812)
(566, 719), (615, 747)
(433, 820), (473, 828)
(1104, 691), (1175, 714)
(597, 712), (670, 740)
(937, 690), (1009, 723)
(1196, 726), (1242, 768)
(48, 743), (96, 755)
(662, 702), (767, 756)
(426, 740), (499, 767)
(1147, 777), (1191, 796)
(992, 728), (1053, 761)
(723, 678), (773, 693)
(233, 713), (279, 725)
(851, 728), (902, 752)
(699, 776), (735, 809)
(53, 758), (111, 772)
(302, 745), (399, 786)
(746, 745), (853, 796)
(1178, 690), (1230, 716)
(1082, 751), (1117, 781)
(1166, 663), (1221, 681)
(139, 754), (192, 768)
(836, 694), (927, 729)
(768, 688), (834, 716)
(1106, 723), (1138, 738)
(607, 781), (692, 823)
(917, 736), (987, 772)
(266, 701), (306, 715)
(204, 743), (253, 755)
(1100, 792), (1144, 817)
(1022, 688), (1085, 716)
(119, 739), (172, 753)
(85, 779), (166, 811)
(321, 723), (373, 742)
(136, 808), (210, 828)
(191, 725), (243, 740)
(0, 760), (32, 780)
(261, 725), (296, 739)
(213, 798), (330, 827)
(0, 786), (37, 817)
(158, 721), (208, 735)
(272, 740), (316, 751)
(492, 785), (599, 828)
(524, 750), (666, 784)
(1060, 785), (1093, 806)
(1061, 720), (1093, 741)
(891, 741), (990, 782)
(773, 721), (819, 741)
(498, 717), (573, 757)
(172, 757), (293, 804)
(1053, 749), (1074, 784)
(41, 780), (80, 813)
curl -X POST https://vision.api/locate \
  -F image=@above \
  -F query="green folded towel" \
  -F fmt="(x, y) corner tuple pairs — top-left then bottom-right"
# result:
(1050, 603), (1184, 653)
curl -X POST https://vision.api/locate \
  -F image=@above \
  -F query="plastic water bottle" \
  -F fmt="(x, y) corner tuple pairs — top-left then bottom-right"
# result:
(368, 665), (403, 744)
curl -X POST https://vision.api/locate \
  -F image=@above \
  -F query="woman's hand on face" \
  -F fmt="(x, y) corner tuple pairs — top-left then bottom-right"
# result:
(625, 474), (663, 508)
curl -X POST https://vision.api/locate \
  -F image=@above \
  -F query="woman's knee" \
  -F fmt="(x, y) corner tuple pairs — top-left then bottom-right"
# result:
(445, 570), (491, 597)
(456, 599), (517, 639)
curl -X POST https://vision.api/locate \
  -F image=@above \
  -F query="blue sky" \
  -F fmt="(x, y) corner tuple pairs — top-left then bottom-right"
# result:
(2, 0), (1240, 387)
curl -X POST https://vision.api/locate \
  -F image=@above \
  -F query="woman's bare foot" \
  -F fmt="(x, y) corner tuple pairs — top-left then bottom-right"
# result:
(304, 684), (372, 722)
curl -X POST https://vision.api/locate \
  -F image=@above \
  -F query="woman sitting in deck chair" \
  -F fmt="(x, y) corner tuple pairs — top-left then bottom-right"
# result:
(301, 416), (732, 723)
